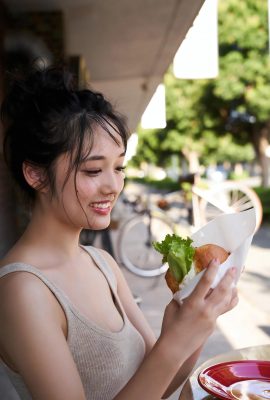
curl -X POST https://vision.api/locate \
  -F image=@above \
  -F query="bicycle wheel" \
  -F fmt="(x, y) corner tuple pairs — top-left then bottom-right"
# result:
(199, 181), (263, 232)
(117, 212), (174, 277)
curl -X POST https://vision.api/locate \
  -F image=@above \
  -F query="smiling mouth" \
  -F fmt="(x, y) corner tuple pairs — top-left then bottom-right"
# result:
(90, 202), (111, 209)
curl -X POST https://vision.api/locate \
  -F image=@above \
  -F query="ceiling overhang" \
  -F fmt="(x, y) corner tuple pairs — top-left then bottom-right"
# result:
(4, 0), (205, 131)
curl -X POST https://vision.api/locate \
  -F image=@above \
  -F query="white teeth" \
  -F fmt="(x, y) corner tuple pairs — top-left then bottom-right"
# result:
(91, 202), (110, 209)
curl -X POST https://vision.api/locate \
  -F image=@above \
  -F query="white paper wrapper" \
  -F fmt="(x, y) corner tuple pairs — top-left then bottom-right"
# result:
(173, 209), (256, 303)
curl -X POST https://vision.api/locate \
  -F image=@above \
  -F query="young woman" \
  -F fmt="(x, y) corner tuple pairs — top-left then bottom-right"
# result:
(0, 67), (238, 400)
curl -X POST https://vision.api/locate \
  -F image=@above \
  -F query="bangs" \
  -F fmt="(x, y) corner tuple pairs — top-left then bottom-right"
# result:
(61, 112), (126, 190)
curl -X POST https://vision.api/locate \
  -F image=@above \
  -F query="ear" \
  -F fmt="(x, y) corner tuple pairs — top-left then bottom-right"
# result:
(22, 161), (47, 192)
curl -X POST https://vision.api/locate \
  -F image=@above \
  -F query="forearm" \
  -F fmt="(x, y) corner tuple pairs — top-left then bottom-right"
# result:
(161, 346), (203, 399)
(114, 337), (186, 400)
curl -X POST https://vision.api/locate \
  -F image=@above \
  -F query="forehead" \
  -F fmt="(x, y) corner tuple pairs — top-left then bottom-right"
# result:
(84, 123), (125, 156)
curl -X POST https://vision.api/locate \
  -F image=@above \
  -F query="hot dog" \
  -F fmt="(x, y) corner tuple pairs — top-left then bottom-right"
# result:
(153, 234), (230, 294)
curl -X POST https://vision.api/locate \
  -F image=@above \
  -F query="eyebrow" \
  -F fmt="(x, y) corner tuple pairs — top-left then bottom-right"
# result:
(83, 151), (126, 162)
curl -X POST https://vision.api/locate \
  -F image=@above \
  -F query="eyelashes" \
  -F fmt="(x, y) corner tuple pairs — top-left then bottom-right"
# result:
(82, 166), (126, 176)
(116, 166), (126, 172)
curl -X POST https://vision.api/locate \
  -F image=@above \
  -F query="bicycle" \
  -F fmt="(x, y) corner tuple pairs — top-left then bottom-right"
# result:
(116, 194), (175, 277)
(157, 173), (262, 231)
(191, 178), (263, 232)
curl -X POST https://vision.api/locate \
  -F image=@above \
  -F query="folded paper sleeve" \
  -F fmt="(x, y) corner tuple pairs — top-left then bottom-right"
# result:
(173, 209), (256, 302)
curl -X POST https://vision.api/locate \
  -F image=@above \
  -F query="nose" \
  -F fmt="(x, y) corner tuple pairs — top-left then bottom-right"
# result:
(101, 171), (123, 195)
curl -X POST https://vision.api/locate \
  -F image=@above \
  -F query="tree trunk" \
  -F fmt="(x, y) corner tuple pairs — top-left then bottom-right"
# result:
(181, 148), (200, 174)
(251, 123), (270, 188)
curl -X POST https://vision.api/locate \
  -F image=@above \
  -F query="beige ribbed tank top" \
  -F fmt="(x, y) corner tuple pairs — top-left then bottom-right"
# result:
(0, 246), (146, 400)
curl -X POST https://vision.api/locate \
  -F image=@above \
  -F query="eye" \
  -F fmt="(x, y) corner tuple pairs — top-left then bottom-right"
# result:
(116, 166), (126, 173)
(83, 169), (101, 176)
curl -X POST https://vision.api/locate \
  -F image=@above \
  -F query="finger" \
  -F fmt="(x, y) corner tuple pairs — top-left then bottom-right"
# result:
(166, 299), (181, 314)
(208, 268), (236, 309)
(217, 289), (239, 315)
(230, 288), (239, 308)
(217, 288), (239, 315)
(224, 287), (239, 313)
(205, 288), (213, 299)
(230, 286), (238, 301)
(191, 258), (220, 299)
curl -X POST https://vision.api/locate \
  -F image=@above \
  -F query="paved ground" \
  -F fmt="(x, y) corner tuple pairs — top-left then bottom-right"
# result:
(1, 184), (270, 400)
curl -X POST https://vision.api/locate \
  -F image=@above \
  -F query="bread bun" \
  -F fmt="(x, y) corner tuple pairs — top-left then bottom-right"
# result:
(163, 242), (230, 294)
(165, 269), (180, 294)
(194, 244), (229, 273)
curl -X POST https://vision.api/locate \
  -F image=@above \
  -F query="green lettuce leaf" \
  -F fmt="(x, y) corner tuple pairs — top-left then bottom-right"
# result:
(153, 234), (195, 283)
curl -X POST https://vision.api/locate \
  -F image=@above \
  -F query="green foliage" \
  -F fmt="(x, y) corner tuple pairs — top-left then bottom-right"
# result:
(218, 0), (268, 50)
(133, 0), (270, 175)
(205, 0), (270, 135)
(126, 176), (179, 192)
(228, 170), (250, 180)
(181, 182), (192, 202)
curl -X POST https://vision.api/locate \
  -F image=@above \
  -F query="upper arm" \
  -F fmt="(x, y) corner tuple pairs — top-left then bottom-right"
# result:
(98, 250), (156, 354)
(0, 273), (86, 400)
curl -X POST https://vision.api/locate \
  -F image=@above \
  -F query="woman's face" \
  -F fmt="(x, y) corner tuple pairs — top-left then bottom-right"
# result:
(50, 125), (126, 231)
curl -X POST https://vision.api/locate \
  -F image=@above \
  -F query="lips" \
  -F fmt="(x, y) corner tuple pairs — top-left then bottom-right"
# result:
(89, 198), (115, 215)
(90, 201), (111, 209)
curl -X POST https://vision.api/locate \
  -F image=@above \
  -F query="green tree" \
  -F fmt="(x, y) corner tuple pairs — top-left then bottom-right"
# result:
(133, 70), (254, 176)
(132, 76), (212, 173)
(133, 0), (270, 186)
(202, 0), (270, 186)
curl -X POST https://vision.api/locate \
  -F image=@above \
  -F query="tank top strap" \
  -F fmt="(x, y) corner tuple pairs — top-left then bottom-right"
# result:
(82, 246), (117, 291)
(0, 262), (73, 318)
(0, 248), (118, 321)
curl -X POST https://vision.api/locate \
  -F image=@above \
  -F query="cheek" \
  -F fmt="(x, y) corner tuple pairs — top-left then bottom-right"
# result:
(76, 180), (97, 199)
(60, 178), (91, 207)
(117, 175), (125, 194)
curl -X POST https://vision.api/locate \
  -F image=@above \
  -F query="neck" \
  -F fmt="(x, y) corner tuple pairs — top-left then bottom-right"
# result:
(19, 202), (83, 264)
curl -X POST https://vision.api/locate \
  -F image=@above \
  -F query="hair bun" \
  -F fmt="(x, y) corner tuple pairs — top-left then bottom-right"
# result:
(1, 67), (75, 122)
(31, 67), (74, 93)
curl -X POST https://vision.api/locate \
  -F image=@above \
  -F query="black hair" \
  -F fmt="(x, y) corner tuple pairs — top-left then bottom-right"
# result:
(1, 66), (129, 200)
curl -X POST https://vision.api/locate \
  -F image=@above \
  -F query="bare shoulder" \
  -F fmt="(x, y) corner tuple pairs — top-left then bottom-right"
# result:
(0, 270), (63, 330)
(0, 269), (46, 297)
(0, 270), (85, 399)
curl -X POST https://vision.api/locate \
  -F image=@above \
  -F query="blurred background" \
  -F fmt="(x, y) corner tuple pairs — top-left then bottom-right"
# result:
(0, 1), (270, 399)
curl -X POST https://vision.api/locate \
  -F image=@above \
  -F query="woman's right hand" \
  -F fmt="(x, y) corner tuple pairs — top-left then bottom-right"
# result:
(114, 259), (238, 400)
(159, 259), (238, 363)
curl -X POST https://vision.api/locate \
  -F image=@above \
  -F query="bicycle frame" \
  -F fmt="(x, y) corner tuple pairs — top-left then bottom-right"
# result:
(191, 180), (263, 232)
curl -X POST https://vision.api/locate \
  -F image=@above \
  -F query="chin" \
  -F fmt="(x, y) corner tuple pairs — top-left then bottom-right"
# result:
(87, 219), (111, 231)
